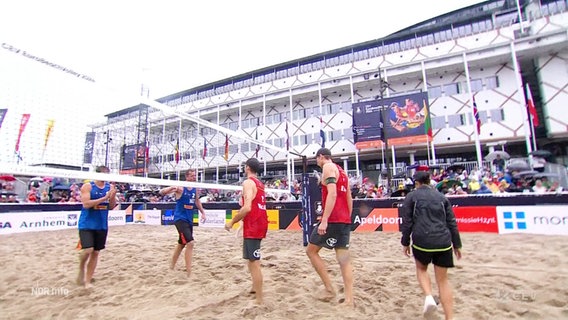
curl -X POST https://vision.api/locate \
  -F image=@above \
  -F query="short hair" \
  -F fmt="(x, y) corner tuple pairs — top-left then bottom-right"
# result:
(245, 158), (261, 174)
(315, 147), (332, 159)
(95, 165), (109, 173)
(413, 171), (431, 185)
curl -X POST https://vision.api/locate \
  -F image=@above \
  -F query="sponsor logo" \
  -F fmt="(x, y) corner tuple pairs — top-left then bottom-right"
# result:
(108, 216), (123, 221)
(503, 211), (527, 230)
(533, 215), (567, 225)
(0, 222), (12, 228)
(353, 215), (402, 225)
(455, 217), (496, 224)
(253, 249), (261, 259)
(162, 215), (174, 221)
(315, 202), (323, 215)
(326, 238), (338, 247)
(20, 218), (66, 229)
(67, 214), (78, 227)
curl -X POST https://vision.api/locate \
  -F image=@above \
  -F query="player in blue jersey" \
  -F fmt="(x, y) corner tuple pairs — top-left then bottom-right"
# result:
(77, 165), (117, 288)
(159, 169), (206, 277)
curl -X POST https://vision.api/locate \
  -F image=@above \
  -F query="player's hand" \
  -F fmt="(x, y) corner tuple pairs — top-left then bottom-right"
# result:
(224, 221), (233, 232)
(317, 220), (328, 235)
(403, 246), (411, 257)
(200, 212), (206, 223)
(454, 247), (462, 260)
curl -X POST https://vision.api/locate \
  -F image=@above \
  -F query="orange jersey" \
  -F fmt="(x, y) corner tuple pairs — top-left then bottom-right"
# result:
(243, 177), (268, 239)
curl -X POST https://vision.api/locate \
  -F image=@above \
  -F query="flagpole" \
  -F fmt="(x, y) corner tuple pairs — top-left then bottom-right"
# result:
(463, 52), (483, 169)
(421, 61), (432, 164)
(510, 42), (533, 157)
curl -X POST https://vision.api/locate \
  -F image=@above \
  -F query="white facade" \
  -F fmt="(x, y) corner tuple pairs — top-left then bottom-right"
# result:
(90, 1), (568, 176)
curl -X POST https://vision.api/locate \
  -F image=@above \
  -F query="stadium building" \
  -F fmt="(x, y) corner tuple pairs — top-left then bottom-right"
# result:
(88, 0), (568, 184)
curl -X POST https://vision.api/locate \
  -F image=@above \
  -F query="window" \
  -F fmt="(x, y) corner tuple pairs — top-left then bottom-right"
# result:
(330, 103), (341, 114)
(432, 116), (446, 129)
(274, 138), (284, 148)
(228, 122), (238, 131)
(167, 154), (174, 162)
(447, 114), (464, 127)
(329, 129), (342, 141)
(293, 109), (307, 120)
(470, 79), (483, 92)
(428, 86), (442, 99)
(229, 145), (238, 153)
(343, 128), (353, 140)
(265, 115), (273, 125)
(486, 76), (500, 89)
(490, 108), (504, 121)
(184, 151), (192, 159)
(443, 83), (460, 96)
(241, 119), (250, 129)
(273, 113), (282, 123)
(242, 143), (250, 152)
(209, 147), (218, 157)
(312, 106), (321, 117)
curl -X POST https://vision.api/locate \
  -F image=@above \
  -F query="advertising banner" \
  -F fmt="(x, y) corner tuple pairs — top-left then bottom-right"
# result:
(199, 209), (226, 228)
(497, 205), (568, 235)
(133, 210), (162, 225)
(454, 206), (498, 233)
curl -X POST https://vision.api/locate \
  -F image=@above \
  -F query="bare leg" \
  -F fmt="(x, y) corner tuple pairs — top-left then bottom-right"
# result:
(171, 243), (185, 270)
(85, 250), (99, 288)
(247, 260), (263, 304)
(306, 244), (336, 299)
(416, 260), (437, 316)
(336, 248), (354, 307)
(434, 265), (453, 320)
(184, 241), (194, 277)
(77, 248), (93, 286)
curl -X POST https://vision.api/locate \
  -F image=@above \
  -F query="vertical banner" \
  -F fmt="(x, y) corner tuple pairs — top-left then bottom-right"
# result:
(382, 92), (430, 146)
(83, 132), (95, 164)
(15, 113), (31, 153)
(352, 100), (385, 149)
(0, 109), (7, 131)
(43, 119), (55, 153)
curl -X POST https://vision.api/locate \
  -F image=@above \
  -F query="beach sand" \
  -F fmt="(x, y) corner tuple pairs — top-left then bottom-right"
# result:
(1, 226), (567, 320)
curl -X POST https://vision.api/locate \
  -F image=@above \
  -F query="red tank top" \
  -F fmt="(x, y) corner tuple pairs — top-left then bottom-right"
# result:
(322, 163), (351, 224)
(243, 176), (268, 239)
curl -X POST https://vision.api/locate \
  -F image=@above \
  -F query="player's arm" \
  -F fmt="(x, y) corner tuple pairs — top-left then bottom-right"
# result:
(195, 190), (206, 220)
(228, 179), (255, 226)
(320, 163), (338, 223)
(108, 184), (117, 209)
(346, 182), (353, 214)
(80, 183), (108, 209)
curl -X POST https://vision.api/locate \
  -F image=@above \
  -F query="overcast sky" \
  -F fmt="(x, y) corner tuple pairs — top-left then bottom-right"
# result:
(1, 0), (484, 113)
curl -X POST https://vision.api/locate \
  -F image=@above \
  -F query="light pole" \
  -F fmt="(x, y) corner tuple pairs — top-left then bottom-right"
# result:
(377, 68), (391, 193)
(103, 131), (112, 167)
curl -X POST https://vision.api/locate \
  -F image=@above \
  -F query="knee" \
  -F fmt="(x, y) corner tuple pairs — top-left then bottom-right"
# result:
(186, 241), (194, 249)
(82, 248), (94, 255)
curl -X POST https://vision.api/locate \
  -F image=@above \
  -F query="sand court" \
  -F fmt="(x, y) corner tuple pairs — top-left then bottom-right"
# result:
(1, 226), (567, 320)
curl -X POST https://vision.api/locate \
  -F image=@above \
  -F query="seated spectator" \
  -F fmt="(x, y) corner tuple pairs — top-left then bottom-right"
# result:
(475, 184), (492, 194)
(532, 179), (547, 194)
(497, 181), (510, 194)
(468, 177), (481, 193)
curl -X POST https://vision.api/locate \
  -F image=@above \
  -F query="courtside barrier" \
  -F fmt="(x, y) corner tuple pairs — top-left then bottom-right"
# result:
(1, 194), (567, 236)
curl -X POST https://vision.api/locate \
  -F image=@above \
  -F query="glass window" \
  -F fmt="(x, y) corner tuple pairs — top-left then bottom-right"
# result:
(490, 108), (504, 121)
(486, 76), (500, 89)
(229, 145), (238, 153)
(432, 116), (446, 129)
(273, 113), (282, 123)
(470, 79), (483, 92)
(343, 128), (353, 139)
(428, 86), (442, 99)
(447, 114), (463, 127)
(265, 115), (273, 125)
(443, 83), (460, 96)
(330, 103), (341, 114)
(209, 147), (218, 157)
(312, 106), (321, 117)
(242, 143), (250, 152)
(293, 136), (300, 146)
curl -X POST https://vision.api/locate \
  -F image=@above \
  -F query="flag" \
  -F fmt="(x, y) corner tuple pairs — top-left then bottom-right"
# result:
(15, 113), (31, 153)
(423, 100), (432, 138)
(202, 137), (207, 159)
(285, 121), (289, 151)
(224, 134), (229, 161)
(0, 109), (7, 131)
(175, 139), (180, 164)
(43, 119), (55, 153)
(472, 97), (481, 135)
(145, 140), (150, 163)
(526, 83), (539, 127)
(319, 117), (326, 148)
(83, 132), (95, 164)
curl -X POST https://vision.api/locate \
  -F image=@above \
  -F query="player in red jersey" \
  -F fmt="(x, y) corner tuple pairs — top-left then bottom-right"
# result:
(307, 148), (354, 307)
(225, 158), (268, 305)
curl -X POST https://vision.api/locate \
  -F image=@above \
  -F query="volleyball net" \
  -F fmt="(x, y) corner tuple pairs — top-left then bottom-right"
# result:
(0, 41), (296, 200)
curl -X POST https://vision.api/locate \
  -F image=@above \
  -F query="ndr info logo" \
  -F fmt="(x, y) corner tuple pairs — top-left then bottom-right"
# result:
(31, 282), (69, 297)
(503, 211), (526, 230)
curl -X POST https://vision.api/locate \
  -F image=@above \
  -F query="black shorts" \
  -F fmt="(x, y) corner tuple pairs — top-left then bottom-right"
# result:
(175, 220), (194, 245)
(412, 247), (454, 268)
(243, 238), (262, 261)
(79, 229), (108, 251)
(309, 223), (351, 249)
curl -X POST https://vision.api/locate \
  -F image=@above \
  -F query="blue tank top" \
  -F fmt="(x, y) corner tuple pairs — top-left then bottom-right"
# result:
(79, 181), (110, 230)
(174, 187), (197, 223)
